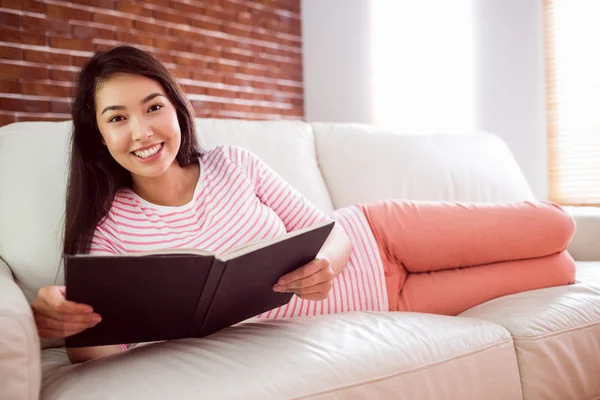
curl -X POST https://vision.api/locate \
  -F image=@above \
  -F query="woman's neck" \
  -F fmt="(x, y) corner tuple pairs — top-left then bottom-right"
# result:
(131, 160), (200, 207)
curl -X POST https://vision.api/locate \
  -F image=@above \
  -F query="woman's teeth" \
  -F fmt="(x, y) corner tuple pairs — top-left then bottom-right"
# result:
(134, 143), (162, 159)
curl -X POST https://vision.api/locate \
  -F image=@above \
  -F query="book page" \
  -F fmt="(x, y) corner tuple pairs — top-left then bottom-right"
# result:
(219, 220), (333, 262)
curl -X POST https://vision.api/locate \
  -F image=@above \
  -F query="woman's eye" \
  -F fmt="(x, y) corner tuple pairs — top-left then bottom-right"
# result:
(108, 116), (125, 123)
(148, 104), (163, 113)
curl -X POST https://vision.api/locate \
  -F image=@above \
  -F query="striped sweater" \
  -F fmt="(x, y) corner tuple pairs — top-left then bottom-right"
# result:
(91, 145), (388, 318)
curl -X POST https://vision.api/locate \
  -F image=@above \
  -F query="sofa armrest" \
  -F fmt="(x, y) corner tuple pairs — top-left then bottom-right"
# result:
(0, 258), (41, 400)
(564, 206), (600, 261)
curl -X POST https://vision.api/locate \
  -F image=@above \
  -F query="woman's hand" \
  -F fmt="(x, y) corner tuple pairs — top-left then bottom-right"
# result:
(31, 285), (102, 338)
(273, 257), (333, 301)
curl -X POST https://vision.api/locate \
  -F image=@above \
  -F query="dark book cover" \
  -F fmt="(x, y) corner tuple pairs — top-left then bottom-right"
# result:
(64, 221), (334, 348)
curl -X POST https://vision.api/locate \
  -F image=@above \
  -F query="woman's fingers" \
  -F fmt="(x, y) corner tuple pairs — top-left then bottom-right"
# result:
(277, 258), (330, 286)
(275, 258), (333, 293)
(34, 315), (98, 338)
(39, 286), (93, 315)
(33, 300), (101, 324)
(35, 314), (98, 334)
(291, 281), (333, 298)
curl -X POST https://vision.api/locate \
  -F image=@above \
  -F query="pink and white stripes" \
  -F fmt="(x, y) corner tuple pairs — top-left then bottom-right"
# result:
(90, 145), (388, 318)
(257, 205), (388, 319)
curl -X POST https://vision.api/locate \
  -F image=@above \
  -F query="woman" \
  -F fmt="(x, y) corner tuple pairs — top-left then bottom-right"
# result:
(31, 46), (576, 364)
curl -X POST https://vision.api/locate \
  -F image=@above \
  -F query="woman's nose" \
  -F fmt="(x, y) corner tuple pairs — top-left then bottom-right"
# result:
(130, 117), (152, 141)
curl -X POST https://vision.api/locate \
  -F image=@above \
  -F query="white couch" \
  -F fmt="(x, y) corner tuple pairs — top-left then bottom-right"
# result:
(1, 119), (599, 400)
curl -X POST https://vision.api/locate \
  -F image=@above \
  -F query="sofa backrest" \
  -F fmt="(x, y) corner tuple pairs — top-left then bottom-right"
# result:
(312, 123), (535, 209)
(0, 119), (536, 307)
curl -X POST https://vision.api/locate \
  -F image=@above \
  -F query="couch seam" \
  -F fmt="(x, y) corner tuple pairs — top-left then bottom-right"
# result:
(292, 337), (515, 400)
(512, 320), (600, 341)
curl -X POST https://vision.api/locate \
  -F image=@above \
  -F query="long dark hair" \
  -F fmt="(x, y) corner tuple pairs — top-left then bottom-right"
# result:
(64, 45), (200, 255)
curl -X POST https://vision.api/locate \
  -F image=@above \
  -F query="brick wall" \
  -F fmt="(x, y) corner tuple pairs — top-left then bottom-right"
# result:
(0, 0), (303, 127)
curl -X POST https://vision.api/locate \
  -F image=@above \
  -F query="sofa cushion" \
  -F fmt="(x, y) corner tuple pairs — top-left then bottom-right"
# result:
(39, 312), (521, 400)
(0, 122), (71, 306)
(312, 123), (536, 209)
(459, 262), (600, 400)
(194, 118), (334, 215)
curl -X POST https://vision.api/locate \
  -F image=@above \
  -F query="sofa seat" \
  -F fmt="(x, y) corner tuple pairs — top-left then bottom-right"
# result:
(39, 312), (521, 400)
(460, 262), (600, 400)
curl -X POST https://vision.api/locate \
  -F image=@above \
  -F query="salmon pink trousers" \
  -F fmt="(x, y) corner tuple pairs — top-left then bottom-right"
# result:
(358, 200), (576, 316)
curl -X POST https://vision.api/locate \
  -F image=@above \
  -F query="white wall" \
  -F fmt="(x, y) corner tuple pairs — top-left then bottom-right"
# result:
(474, 0), (548, 200)
(301, 0), (371, 123)
(302, 0), (549, 199)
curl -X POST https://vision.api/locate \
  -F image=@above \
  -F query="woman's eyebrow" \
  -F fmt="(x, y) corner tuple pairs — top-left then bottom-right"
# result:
(100, 93), (165, 115)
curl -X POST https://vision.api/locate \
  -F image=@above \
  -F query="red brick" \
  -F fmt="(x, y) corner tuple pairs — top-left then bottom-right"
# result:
(222, 102), (252, 113)
(69, 0), (113, 9)
(46, 4), (92, 21)
(23, 15), (71, 35)
(50, 101), (71, 113)
(168, 27), (200, 43)
(115, 1), (153, 17)
(170, 68), (190, 79)
(222, 49), (251, 63)
(188, 44), (220, 58)
(181, 85), (208, 95)
(22, 81), (74, 97)
(93, 12), (134, 28)
(0, 62), (48, 80)
(205, 7), (234, 22)
(192, 69), (221, 83)
(174, 55), (201, 67)
(186, 17), (221, 32)
(140, 0), (169, 6)
(0, 11), (20, 27)
(0, 112), (17, 126)
(17, 114), (70, 122)
(0, 28), (46, 46)
(0, 0), (44, 13)
(71, 23), (115, 40)
(154, 53), (174, 64)
(222, 75), (244, 86)
(0, 97), (50, 113)
(222, 24), (251, 38)
(207, 88), (232, 98)
(24, 49), (72, 66)
(154, 10), (187, 25)
(49, 36), (94, 51)
(134, 20), (169, 35)
(0, 79), (20, 94)
(50, 68), (79, 82)
(154, 38), (187, 52)
(72, 55), (91, 67)
(169, 1), (207, 16)
(117, 31), (153, 47)
(238, 65), (264, 76)
(0, 45), (22, 60)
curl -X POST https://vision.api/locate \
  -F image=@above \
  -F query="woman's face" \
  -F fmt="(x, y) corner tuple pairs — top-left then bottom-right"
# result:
(95, 73), (181, 179)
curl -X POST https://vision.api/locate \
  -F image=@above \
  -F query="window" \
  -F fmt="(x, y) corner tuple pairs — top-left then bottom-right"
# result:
(544, 0), (600, 205)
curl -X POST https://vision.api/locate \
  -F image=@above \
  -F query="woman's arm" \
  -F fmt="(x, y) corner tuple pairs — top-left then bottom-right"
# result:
(318, 227), (352, 278)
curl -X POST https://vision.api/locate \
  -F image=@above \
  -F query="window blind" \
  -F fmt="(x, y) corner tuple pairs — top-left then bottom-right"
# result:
(544, 0), (600, 205)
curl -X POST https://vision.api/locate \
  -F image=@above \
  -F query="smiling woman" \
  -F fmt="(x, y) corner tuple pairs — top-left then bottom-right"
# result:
(29, 45), (579, 366)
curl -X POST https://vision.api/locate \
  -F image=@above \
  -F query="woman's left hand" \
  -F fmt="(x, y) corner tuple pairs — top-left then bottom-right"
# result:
(273, 257), (333, 301)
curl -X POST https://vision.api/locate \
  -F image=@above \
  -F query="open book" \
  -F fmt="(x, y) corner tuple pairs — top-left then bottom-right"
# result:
(64, 220), (335, 348)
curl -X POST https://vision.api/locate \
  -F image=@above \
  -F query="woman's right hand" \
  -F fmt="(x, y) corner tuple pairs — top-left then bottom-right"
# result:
(31, 285), (102, 338)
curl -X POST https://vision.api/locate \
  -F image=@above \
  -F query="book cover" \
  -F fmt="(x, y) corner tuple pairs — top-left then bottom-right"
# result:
(64, 221), (334, 348)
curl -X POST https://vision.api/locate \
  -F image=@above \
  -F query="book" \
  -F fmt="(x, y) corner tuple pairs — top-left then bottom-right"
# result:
(64, 220), (335, 348)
